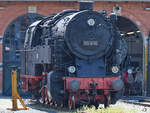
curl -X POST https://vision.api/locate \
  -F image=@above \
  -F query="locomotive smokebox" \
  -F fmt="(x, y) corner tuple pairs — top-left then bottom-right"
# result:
(79, 0), (94, 11)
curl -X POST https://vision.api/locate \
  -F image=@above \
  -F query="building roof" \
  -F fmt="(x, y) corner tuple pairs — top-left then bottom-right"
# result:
(0, 0), (150, 1)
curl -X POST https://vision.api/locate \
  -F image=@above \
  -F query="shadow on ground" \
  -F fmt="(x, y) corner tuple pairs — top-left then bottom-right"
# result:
(26, 101), (76, 113)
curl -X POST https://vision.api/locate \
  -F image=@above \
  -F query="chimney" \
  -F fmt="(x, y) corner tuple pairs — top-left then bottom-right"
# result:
(79, 0), (94, 11)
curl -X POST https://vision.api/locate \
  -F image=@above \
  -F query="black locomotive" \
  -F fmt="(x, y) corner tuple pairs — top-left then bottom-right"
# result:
(21, 1), (128, 108)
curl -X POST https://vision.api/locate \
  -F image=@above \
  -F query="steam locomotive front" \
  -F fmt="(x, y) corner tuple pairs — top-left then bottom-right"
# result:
(51, 3), (125, 108)
(64, 10), (113, 77)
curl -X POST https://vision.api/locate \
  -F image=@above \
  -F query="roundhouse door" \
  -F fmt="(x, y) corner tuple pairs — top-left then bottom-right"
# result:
(116, 16), (143, 70)
(116, 16), (144, 95)
(3, 13), (44, 95)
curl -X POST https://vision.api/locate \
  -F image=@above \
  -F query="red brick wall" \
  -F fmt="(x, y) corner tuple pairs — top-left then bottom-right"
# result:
(0, 1), (150, 36)
(0, 1), (78, 36)
(0, 1), (150, 92)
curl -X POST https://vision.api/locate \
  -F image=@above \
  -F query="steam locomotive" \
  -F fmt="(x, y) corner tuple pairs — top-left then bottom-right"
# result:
(21, 1), (128, 109)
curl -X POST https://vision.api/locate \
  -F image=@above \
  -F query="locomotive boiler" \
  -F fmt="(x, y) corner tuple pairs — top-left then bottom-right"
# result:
(21, 1), (128, 109)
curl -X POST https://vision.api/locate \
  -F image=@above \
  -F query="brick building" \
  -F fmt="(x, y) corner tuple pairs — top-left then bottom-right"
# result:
(0, 0), (150, 95)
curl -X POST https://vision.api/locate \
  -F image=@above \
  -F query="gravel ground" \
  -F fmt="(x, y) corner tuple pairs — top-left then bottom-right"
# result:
(0, 96), (69, 113)
(112, 100), (150, 113)
(1, 96), (150, 113)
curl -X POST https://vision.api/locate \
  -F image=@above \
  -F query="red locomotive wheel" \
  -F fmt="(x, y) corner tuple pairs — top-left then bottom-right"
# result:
(40, 86), (50, 104)
(104, 95), (111, 108)
(44, 87), (50, 104)
(68, 95), (75, 110)
(40, 87), (46, 104)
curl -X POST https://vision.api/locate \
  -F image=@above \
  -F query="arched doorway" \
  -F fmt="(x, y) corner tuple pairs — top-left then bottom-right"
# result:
(116, 16), (143, 70)
(3, 13), (45, 95)
(116, 16), (144, 95)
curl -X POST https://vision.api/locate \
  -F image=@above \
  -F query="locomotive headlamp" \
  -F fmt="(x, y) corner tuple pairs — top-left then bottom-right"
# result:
(87, 18), (95, 26)
(68, 66), (76, 73)
(127, 69), (132, 74)
(112, 66), (119, 73)
(5, 47), (10, 51)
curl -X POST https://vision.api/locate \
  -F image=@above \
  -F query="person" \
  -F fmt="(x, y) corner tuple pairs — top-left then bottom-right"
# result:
(134, 67), (143, 95)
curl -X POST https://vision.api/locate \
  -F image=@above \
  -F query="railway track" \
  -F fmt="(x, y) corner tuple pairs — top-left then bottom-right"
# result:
(121, 96), (150, 107)
(24, 99), (73, 113)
